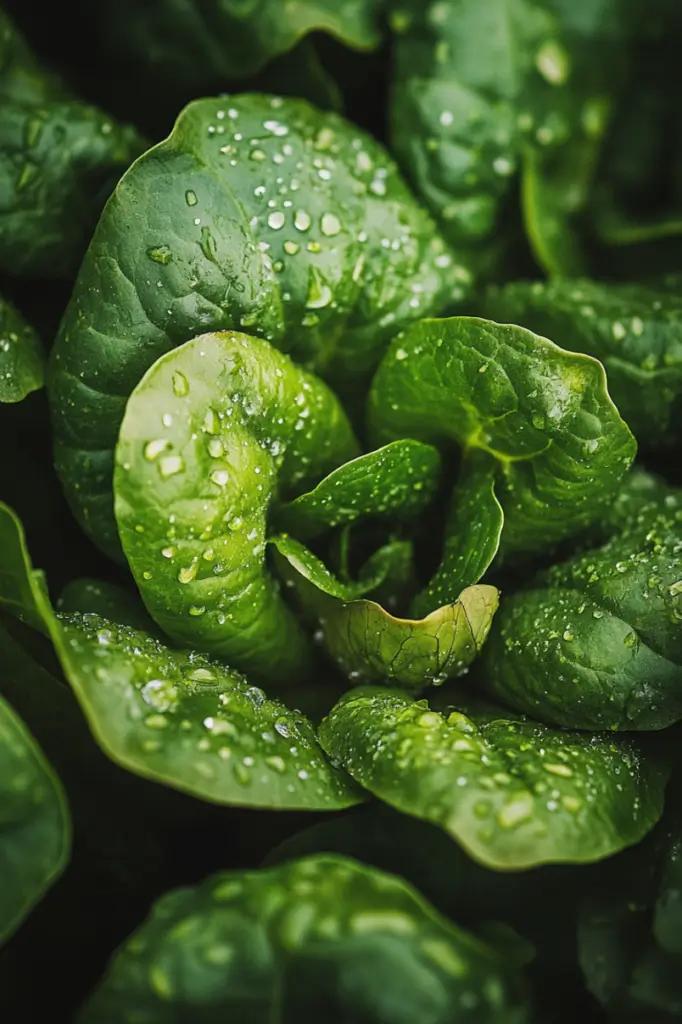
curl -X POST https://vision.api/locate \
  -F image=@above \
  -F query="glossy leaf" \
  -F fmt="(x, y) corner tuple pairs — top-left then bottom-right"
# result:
(485, 279), (682, 446)
(389, 0), (633, 270)
(98, 0), (385, 89)
(0, 10), (144, 278)
(0, 692), (70, 944)
(0, 501), (51, 631)
(411, 450), (503, 618)
(275, 439), (441, 539)
(114, 331), (357, 681)
(270, 533), (398, 603)
(319, 688), (667, 869)
(79, 854), (530, 1024)
(49, 92), (465, 558)
(480, 497), (682, 729)
(320, 586), (499, 690)
(0, 296), (43, 403)
(369, 317), (636, 560)
(57, 612), (360, 811)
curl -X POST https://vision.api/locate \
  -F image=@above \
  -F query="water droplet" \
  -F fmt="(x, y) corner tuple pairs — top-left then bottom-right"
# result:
(265, 755), (287, 774)
(544, 763), (573, 778)
(283, 240), (300, 255)
(496, 792), (534, 829)
(185, 190), (198, 206)
(305, 266), (332, 309)
(274, 718), (291, 738)
(147, 245), (173, 265)
(159, 455), (184, 478)
(210, 469), (229, 487)
(189, 605), (206, 616)
(144, 439), (169, 461)
(233, 762), (251, 786)
(178, 561), (198, 584)
(267, 211), (285, 230)
(395, 348), (408, 361)
(172, 371), (189, 397)
(535, 39), (570, 85)
(320, 213), (341, 237)
(294, 210), (311, 231)
(207, 438), (224, 458)
(145, 714), (168, 730)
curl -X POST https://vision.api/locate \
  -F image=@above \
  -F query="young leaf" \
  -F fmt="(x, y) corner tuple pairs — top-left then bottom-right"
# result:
(479, 500), (682, 730)
(0, 693), (70, 945)
(0, 296), (44, 404)
(411, 450), (503, 618)
(78, 854), (530, 1024)
(319, 688), (667, 870)
(48, 92), (465, 558)
(0, 10), (144, 278)
(369, 317), (636, 560)
(114, 331), (357, 681)
(485, 279), (682, 446)
(274, 439), (441, 540)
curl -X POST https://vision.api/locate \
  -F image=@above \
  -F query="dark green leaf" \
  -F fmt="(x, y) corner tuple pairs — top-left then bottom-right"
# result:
(49, 92), (464, 558)
(369, 317), (636, 560)
(0, 296), (43, 404)
(79, 854), (530, 1024)
(0, 501), (51, 632)
(319, 688), (667, 869)
(57, 578), (160, 633)
(114, 331), (357, 682)
(485, 279), (682, 446)
(0, 692), (69, 944)
(275, 439), (441, 540)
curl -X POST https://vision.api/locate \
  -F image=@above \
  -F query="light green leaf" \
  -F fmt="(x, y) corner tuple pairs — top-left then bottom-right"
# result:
(319, 688), (667, 869)
(270, 533), (397, 603)
(275, 439), (441, 539)
(0, 297), (44, 404)
(114, 331), (357, 682)
(480, 497), (682, 729)
(78, 854), (530, 1024)
(369, 316), (636, 559)
(49, 92), (464, 558)
(485, 279), (682, 446)
(319, 587), (499, 690)
(411, 450), (503, 618)
(0, 692), (70, 944)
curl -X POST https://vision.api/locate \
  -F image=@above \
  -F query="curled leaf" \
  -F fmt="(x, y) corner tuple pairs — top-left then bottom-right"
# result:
(319, 688), (667, 870)
(79, 854), (529, 1023)
(114, 331), (357, 682)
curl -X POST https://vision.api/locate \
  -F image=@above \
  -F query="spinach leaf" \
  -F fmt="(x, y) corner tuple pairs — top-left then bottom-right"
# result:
(78, 854), (529, 1024)
(96, 0), (385, 91)
(480, 486), (682, 729)
(0, 502), (358, 810)
(319, 687), (667, 869)
(389, 0), (634, 274)
(0, 9), (144, 278)
(275, 439), (441, 539)
(485, 279), (682, 447)
(48, 92), (464, 559)
(369, 316), (636, 561)
(0, 295), (43, 404)
(0, 691), (70, 945)
(114, 331), (357, 681)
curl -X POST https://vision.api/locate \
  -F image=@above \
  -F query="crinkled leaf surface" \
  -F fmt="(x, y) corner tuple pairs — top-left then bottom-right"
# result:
(275, 439), (441, 539)
(389, 0), (633, 270)
(0, 296), (43, 403)
(79, 853), (529, 1024)
(49, 92), (463, 558)
(319, 688), (667, 869)
(0, 692), (70, 944)
(0, 11), (143, 278)
(412, 450), (503, 618)
(480, 491), (682, 729)
(486, 279), (682, 446)
(114, 331), (357, 682)
(57, 612), (360, 810)
(98, 0), (385, 89)
(369, 317), (636, 559)
(0, 502), (357, 810)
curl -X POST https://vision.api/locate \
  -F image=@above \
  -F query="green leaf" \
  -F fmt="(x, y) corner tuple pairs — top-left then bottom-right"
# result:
(411, 450), (503, 618)
(319, 587), (499, 690)
(0, 11), (144, 278)
(78, 854), (530, 1024)
(369, 316), (636, 560)
(270, 533), (397, 603)
(0, 692), (69, 945)
(480, 499), (682, 729)
(98, 0), (386, 90)
(275, 440), (441, 540)
(319, 688), (667, 869)
(0, 296), (43, 403)
(389, 0), (632, 269)
(485, 279), (682, 447)
(114, 331), (357, 682)
(49, 92), (465, 558)
(57, 612), (360, 811)
(57, 578), (161, 634)
(0, 502), (357, 810)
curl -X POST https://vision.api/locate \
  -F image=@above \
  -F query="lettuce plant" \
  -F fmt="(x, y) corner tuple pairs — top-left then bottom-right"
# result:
(2, 3), (682, 1020)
